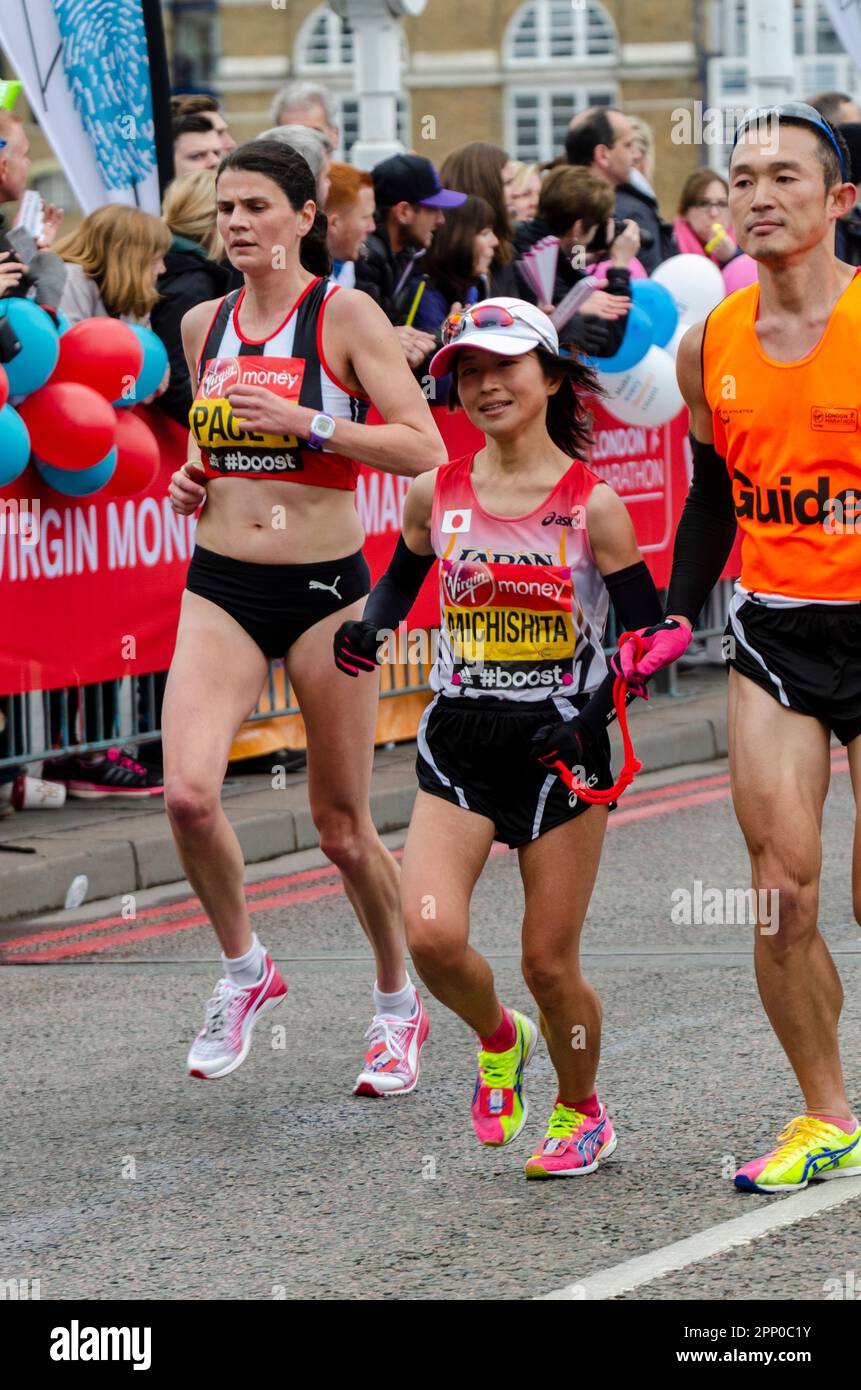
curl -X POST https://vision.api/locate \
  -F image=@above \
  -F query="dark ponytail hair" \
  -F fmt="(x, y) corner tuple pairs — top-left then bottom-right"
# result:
(216, 138), (331, 277)
(449, 347), (602, 459)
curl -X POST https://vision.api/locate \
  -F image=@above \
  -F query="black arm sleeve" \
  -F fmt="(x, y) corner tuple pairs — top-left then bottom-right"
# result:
(571, 562), (663, 739)
(362, 536), (435, 631)
(665, 436), (737, 624)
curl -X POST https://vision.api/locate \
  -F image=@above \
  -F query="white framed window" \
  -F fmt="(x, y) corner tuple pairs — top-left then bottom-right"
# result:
(794, 0), (842, 56)
(506, 86), (617, 162)
(295, 6), (355, 73)
(505, 0), (617, 65)
(169, 0), (219, 89)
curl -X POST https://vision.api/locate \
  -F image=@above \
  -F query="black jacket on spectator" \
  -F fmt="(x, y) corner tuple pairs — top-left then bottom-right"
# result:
(512, 214), (630, 357)
(151, 235), (231, 427)
(613, 182), (676, 274)
(837, 208), (861, 267)
(355, 220), (425, 325)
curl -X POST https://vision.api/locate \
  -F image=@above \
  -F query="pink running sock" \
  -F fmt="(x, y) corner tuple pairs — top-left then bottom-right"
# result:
(807, 1111), (858, 1134)
(480, 1007), (516, 1052)
(559, 1091), (601, 1118)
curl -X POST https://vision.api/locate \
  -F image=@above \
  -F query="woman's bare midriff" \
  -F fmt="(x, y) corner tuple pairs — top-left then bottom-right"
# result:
(194, 476), (365, 564)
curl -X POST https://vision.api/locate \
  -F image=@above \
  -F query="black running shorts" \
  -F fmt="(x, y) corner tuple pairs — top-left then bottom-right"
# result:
(725, 592), (861, 744)
(186, 544), (370, 659)
(416, 693), (614, 848)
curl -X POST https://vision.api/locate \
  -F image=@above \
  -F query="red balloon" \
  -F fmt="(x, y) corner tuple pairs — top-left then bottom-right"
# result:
(105, 409), (160, 496)
(18, 381), (117, 470)
(0, 363), (7, 413)
(50, 317), (143, 401)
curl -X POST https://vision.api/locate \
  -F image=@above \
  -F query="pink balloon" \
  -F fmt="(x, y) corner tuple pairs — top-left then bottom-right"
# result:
(592, 256), (648, 281)
(722, 253), (758, 295)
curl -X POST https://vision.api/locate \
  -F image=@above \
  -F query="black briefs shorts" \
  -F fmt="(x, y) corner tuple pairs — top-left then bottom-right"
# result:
(186, 544), (371, 659)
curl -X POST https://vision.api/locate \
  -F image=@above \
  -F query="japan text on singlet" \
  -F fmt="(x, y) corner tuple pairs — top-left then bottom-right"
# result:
(429, 453), (609, 701)
(189, 276), (366, 490)
(702, 273), (861, 600)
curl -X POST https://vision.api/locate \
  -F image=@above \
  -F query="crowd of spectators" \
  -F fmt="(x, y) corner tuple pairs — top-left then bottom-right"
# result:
(4, 81), (861, 803)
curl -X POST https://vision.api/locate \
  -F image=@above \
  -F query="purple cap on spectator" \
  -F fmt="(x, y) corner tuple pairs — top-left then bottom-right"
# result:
(372, 154), (467, 209)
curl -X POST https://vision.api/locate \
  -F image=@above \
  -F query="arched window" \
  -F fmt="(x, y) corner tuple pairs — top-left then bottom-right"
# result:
(503, 0), (618, 161)
(504, 0), (617, 65)
(295, 5), (355, 73)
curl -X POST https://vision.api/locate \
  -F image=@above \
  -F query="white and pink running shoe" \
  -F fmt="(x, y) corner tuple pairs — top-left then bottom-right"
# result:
(187, 955), (288, 1080)
(353, 997), (430, 1097)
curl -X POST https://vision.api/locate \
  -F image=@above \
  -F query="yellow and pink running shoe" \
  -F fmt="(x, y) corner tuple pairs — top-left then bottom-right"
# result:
(524, 1099), (617, 1179)
(471, 1010), (537, 1146)
(734, 1114), (861, 1193)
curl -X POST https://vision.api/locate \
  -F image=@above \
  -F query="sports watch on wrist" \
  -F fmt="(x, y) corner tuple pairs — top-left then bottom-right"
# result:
(307, 412), (336, 449)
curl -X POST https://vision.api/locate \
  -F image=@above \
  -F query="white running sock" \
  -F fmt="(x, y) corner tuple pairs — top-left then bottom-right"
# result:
(374, 976), (417, 1021)
(223, 934), (266, 988)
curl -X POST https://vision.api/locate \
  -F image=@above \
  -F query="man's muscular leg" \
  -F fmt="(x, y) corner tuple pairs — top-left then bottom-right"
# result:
(728, 668), (852, 1118)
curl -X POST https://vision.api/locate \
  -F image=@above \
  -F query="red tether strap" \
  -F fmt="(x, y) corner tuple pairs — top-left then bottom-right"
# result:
(552, 631), (646, 805)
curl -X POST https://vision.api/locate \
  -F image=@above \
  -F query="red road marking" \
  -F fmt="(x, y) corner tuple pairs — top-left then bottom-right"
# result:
(2, 759), (851, 964)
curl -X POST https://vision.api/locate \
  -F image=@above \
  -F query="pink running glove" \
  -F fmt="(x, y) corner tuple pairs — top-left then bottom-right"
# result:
(610, 619), (692, 685)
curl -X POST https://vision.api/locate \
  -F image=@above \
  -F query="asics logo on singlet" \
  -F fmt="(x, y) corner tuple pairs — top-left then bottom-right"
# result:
(541, 509), (586, 528)
(734, 467), (861, 526)
(218, 451), (300, 473)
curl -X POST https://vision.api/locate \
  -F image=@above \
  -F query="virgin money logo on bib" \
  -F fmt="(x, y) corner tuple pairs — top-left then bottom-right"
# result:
(443, 558), (495, 607)
(201, 357), (241, 398)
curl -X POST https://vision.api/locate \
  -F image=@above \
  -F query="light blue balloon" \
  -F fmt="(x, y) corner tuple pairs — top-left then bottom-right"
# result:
(592, 303), (653, 374)
(35, 447), (118, 496)
(54, 308), (71, 335)
(631, 280), (678, 349)
(113, 325), (168, 407)
(0, 404), (31, 485)
(0, 298), (60, 397)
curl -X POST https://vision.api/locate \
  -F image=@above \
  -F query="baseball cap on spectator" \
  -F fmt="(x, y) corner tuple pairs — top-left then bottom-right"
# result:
(373, 155), (467, 209)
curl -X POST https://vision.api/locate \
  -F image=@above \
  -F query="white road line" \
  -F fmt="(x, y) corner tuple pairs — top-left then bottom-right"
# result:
(540, 1178), (861, 1300)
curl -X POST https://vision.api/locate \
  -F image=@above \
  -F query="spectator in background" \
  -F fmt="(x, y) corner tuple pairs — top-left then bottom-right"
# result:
(171, 93), (236, 152)
(514, 165), (636, 357)
(356, 153), (464, 368)
(808, 90), (861, 125)
(46, 208), (171, 795)
(257, 123), (332, 205)
(152, 170), (229, 426)
(565, 106), (674, 272)
(674, 169), (746, 270)
(439, 142), (520, 295)
(0, 109), (66, 303)
(56, 206), (170, 326)
(173, 113), (222, 176)
(270, 79), (340, 151)
(325, 162), (375, 288)
(835, 121), (861, 265)
(503, 160), (541, 224)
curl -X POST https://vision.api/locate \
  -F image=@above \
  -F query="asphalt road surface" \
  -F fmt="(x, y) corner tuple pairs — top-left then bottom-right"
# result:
(2, 753), (860, 1302)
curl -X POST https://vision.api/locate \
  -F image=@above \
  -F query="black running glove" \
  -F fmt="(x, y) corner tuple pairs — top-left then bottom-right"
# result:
(333, 619), (383, 677)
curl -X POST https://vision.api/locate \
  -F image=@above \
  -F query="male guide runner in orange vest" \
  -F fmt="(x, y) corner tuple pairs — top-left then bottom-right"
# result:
(618, 104), (861, 1195)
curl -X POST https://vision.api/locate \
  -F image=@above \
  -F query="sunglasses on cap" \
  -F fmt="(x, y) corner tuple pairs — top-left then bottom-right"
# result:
(441, 302), (558, 354)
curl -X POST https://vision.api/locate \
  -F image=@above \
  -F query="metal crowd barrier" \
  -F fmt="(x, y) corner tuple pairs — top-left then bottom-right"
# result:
(0, 580), (737, 772)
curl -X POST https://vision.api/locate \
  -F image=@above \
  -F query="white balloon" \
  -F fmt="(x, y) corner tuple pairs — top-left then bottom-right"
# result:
(596, 346), (683, 426)
(663, 322), (689, 360)
(650, 253), (724, 326)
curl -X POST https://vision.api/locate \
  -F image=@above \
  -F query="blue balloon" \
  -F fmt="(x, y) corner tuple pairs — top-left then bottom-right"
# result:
(592, 303), (653, 374)
(0, 299), (60, 397)
(54, 309), (71, 335)
(35, 447), (118, 496)
(113, 325), (168, 407)
(0, 405), (31, 485)
(631, 280), (678, 349)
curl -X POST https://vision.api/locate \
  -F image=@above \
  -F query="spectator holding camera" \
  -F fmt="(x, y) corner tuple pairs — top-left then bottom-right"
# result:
(0, 109), (66, 303)
(514, 165), (636, 356)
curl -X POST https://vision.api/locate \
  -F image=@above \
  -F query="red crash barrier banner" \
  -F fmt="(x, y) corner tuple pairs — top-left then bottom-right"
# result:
(0, 400), (734, 696)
